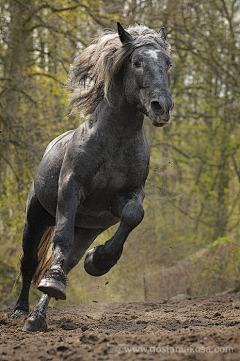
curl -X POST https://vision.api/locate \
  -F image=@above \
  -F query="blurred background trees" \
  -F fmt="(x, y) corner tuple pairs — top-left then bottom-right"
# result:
(0, 0), (240, 308)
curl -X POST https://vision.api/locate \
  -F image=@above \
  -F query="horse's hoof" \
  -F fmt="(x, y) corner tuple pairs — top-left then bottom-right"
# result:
(23, 315), (47, 332)
(84, 248), (111, 276)
(38, 278), (66, 300)
(37, 268), (67, 300)
(10, 308), (28, 319)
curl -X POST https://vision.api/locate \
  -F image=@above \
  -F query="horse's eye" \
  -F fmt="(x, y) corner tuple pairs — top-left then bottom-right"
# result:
(133, 60), (142, 68)
(168, 62), (172, 70)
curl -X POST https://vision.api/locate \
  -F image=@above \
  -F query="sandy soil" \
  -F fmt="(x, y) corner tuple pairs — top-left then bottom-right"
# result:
(1, 293), (240, 361)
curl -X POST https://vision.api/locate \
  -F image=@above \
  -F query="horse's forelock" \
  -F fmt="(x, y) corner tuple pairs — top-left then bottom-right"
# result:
(67, 25), (170, 116)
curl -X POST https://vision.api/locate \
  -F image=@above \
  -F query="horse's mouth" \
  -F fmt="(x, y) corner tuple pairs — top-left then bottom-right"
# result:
(151, 117), (170, 127)
(152, 119), (169, 127)
(145, 109), (171, 127)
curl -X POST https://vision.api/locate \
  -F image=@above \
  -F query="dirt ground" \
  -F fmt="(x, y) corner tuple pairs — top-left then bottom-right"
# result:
(0, 293), (240, 361)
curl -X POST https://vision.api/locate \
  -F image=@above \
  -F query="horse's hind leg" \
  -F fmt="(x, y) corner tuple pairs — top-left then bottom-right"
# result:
(84, 190), (144, 276)
(11, 184), (54, 318)
(23, 227), (103, 331)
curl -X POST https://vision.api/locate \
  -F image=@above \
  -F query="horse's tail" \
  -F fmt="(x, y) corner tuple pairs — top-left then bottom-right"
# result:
(32, 226), (55, 286)
(15, 226), (55, 288)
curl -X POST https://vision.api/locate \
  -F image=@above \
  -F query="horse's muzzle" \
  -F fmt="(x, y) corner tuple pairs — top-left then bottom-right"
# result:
(149, 97), (174, 127)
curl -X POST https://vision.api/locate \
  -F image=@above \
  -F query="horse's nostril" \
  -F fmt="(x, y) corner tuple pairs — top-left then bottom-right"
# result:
(151, 101), (163, 114)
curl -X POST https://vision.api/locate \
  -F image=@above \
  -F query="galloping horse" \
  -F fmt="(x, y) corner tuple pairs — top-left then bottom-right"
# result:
(11, 23), (174, 331)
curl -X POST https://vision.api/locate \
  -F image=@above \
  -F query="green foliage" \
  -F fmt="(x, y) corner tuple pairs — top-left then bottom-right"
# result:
(190, 238), (240, 296)
(0, 261), (16, 309)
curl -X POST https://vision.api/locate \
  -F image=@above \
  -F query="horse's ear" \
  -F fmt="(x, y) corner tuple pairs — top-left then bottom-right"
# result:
(117, 22), (133, 44)
(159, 27), (167, 42)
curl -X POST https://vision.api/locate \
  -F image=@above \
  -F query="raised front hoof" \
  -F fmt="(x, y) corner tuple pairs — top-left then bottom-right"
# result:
(38, 277), (66, 300)
(84, 248), (111, 277)
(10, 308), (29, 319)
(23, 315), (47, 332)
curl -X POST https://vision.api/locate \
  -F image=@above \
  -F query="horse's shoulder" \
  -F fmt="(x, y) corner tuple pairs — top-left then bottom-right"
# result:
(44, 129), (75, 156)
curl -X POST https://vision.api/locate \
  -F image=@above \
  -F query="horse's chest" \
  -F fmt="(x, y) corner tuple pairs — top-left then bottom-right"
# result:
(91, 155), (146, 192)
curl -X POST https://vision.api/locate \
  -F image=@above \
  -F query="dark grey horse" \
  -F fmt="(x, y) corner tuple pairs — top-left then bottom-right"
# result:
(11, 23), (173, 331)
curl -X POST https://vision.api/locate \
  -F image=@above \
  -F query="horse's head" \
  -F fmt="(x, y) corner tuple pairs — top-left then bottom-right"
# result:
(118, 23), (174, 127)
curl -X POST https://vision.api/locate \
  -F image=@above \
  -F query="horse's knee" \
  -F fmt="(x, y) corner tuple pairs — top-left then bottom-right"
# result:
(122, 201), (144, 228)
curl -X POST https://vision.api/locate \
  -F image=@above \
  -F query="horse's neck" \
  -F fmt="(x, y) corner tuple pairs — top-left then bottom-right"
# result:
(89, 81), (144, 137)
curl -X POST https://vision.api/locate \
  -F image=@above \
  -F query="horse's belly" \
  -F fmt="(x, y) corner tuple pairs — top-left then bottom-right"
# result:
(75, 190), (120, 228)
(75, 210), (119, 229)
(35, 173), (120, 229)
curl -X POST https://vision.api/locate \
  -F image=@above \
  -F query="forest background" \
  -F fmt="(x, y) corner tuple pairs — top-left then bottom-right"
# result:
(0, 0), (240, 309)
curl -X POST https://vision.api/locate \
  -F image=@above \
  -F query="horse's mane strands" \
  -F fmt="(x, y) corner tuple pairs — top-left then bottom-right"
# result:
(67, 24), (170, 116)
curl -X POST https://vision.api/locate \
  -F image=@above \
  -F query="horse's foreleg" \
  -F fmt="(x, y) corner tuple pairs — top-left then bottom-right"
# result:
(84, 190), (144, 276)
(38, 178), (83, 300)
(63, 227), (105, 274)
(11, 185), (54, 319)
